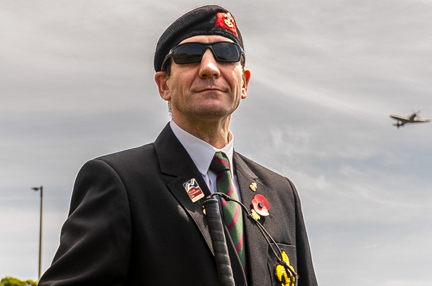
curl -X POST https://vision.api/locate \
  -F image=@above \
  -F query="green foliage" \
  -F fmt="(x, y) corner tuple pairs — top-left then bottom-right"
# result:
(0, 277), (37, 286)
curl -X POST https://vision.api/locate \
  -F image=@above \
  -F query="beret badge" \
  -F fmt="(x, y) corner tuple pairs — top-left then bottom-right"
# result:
(215, 12), (238, 37)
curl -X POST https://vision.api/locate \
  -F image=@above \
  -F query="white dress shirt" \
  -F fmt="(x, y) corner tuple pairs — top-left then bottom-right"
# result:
(170, 121), (241, 201)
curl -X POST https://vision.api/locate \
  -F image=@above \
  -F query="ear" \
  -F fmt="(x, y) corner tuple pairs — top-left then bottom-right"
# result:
(241, 68), (251, 99)
(154, 71), (171, 101)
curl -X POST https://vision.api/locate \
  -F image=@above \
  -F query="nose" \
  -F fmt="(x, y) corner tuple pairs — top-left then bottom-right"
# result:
(198, 48), (220, 79)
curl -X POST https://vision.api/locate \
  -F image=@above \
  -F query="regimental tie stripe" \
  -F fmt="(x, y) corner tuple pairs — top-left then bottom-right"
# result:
(210, 152), (247, 273)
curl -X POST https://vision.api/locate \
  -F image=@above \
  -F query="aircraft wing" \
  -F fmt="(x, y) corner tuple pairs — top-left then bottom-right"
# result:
(390, 115), (409, 122)
(413, 118), (431, 123)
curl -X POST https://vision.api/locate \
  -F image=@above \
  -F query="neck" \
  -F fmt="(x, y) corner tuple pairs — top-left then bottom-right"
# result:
(173, 116), (232, 149)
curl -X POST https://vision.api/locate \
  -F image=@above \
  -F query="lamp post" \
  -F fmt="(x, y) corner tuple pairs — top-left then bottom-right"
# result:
(31, 186), (43, 280)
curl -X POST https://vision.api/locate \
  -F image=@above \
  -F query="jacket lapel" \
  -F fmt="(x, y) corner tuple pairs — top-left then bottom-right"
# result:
(234, 152), (270, 286)
(154, 124), (214, 254)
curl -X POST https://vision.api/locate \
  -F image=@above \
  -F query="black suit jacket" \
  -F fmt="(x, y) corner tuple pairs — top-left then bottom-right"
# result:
(39, 124), (317, 286)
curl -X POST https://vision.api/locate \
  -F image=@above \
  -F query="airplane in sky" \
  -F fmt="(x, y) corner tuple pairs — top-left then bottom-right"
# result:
(390, 111), (430, 128)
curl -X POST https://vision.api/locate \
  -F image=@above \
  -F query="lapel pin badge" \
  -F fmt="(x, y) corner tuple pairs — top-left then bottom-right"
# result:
(251, 209), (261, 221)
(183, 178), (204, 203)
(251, 194), (270, 217)
(249, 182), (257, 192)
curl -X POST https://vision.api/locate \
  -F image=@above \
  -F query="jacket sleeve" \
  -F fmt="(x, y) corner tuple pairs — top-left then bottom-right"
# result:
(289, 179), (318, 286)
(39, 159), (132, 285)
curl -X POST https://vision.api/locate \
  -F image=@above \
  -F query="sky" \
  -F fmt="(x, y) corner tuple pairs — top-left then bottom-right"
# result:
(1, 0), (432, 285)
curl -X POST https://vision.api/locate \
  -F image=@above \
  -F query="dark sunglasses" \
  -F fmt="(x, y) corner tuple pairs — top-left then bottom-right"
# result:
(161, 41), (244, 71)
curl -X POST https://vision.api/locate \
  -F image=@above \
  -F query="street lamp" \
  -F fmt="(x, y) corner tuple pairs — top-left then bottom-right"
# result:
(31, 186), (43, 280)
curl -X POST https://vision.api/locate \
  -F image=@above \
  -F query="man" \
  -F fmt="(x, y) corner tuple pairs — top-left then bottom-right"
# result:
(39, 5), (318, 286)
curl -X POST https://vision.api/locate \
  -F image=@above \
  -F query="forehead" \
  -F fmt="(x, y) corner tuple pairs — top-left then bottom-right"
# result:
(179, 35), (234, 45)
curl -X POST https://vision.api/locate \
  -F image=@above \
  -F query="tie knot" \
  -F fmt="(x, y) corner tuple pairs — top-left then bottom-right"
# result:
(209, 152), (231, 174)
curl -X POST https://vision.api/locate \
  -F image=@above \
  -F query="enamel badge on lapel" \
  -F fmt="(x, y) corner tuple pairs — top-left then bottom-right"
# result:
(183, 178), (204, 203)
(249, 182), (257, 192)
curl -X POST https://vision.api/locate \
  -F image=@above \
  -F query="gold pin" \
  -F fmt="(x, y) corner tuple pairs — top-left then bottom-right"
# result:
(249, 182), (257, 192)
(251, 209), (261, 221)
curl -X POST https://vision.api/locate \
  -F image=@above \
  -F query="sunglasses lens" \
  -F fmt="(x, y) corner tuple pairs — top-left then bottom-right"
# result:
(212, 42), (242, 62)
(170, 42), (242, 66)
(172, 43), (203, 64)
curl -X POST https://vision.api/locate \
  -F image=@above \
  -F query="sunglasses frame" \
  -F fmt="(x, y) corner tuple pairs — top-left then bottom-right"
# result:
(161, 41), (244, 71)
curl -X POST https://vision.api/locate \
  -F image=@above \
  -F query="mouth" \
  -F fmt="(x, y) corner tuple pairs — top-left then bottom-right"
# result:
(194, 87), (227, 93)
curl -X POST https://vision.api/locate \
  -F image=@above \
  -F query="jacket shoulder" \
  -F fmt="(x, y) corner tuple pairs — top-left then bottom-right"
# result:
(97, 143), (156, 163)
(235, 152), (293, 184)
(77, 143), (159, 184)
(85, 143), (156, 171)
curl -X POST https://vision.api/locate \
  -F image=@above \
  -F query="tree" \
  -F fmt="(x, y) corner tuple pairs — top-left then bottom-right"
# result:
(0, 277), (37, 286)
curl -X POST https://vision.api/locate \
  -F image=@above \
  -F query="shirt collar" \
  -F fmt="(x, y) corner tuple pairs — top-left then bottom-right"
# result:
(170, 120), (235, 175)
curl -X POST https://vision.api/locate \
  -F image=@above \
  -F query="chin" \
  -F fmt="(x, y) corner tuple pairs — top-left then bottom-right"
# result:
(196, 104), (233, 116)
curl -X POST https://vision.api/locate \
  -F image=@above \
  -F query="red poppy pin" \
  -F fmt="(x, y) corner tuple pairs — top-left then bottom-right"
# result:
(251, 194), (270, 217)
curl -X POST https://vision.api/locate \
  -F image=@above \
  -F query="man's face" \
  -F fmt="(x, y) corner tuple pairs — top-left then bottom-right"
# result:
(155, 35), (251, 126)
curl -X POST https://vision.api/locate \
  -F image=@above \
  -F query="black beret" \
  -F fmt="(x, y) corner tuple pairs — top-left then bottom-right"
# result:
(154, 5), (243, 72)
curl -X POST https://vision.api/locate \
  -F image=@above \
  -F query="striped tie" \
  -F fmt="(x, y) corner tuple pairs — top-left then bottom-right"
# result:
(210, 152), (247, 272)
